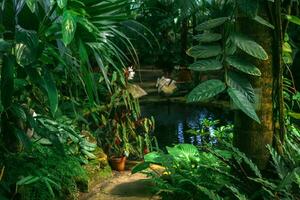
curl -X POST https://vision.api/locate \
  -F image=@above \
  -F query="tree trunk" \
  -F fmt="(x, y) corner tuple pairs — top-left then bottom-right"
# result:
(233, 4), (274, 170)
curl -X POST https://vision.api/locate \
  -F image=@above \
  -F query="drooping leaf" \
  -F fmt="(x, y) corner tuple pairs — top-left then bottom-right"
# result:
(26, 0), (36, 13)
(227, 71), (255, 103)
(188, 59), (222, 72)
(254, 16), (274, 29)
(187, 80), (226, 103)
(237, 0), (258, 18)
(228, 88), (260, 123)
(57, 0), (67, 9)
(62, 10), (77, 46)
(194, 33), (222, 43)
(186, 45), (221, 58)
(232, 34), (268, 60)
(196, 17), (228, 31)
(226, 56), (261, 76)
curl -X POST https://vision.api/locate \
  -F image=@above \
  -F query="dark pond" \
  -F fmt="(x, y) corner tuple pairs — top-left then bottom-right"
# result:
(141, 102), (232, 148)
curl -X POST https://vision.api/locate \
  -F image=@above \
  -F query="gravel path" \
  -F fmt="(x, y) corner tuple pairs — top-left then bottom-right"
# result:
(80, 171), (160, 200)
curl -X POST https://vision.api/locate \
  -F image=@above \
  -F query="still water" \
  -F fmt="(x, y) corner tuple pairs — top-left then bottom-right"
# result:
(141, 102), (232, 148)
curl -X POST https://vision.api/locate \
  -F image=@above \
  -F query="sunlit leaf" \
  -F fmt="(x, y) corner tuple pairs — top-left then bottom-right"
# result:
(286, 15), (300, 26)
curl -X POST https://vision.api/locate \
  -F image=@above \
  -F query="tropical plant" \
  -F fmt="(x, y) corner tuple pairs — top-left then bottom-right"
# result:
(132, 125), (300, 200)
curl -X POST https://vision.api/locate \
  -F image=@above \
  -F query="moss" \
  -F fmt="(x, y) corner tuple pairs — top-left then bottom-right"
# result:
(77, 148), (112, 193)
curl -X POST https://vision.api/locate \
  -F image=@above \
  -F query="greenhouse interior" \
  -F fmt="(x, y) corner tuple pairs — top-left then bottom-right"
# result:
(0, 0), (300, 200)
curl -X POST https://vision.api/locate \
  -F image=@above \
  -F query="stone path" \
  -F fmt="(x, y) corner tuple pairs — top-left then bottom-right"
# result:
(80, 171), (160, 200)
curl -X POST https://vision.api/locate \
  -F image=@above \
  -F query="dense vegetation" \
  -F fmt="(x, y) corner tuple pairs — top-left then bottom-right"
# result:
(0, 0), (300, 199)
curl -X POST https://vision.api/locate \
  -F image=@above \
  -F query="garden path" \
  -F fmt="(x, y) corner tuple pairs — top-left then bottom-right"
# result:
(80, 171), (160, 200)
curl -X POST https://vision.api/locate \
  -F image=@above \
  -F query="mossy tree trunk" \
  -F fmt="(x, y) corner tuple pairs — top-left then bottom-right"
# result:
(233, 3), (279, 170)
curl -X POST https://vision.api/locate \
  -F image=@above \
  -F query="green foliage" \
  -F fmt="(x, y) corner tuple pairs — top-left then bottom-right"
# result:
(0, 143), (88, 200)
(187, 80), (226, 103)
(133, 123), (300, 200)
(185, 0), (277, 122)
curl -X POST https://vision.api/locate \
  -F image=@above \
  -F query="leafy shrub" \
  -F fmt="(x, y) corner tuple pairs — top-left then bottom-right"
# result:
(133, 126), (300, 200)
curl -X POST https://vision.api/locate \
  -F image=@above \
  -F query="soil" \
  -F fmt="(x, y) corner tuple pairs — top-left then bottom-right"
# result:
(79, 171), (160, 200)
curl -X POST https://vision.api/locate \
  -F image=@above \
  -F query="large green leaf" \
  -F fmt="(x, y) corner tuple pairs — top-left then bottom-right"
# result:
(187, 79), (226, 103)
(194, 33), (222, 43)
(227, 72), (255, 103)
(186, 45), (221, 58)
(226, 56), (261, 76)
(62, 10), (77, 46)
(188, 59), (222, 72)
(167, 144), (200, 163)
(228, 88), (260, 123)
(196, 17), (228, 31)
(232, 34), (268, 60)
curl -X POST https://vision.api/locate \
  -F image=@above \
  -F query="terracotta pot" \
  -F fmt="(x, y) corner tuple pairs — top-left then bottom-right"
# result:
(109, 156), (127, 171)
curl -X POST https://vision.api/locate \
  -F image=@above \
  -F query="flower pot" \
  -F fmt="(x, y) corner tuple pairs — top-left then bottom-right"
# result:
(109, 156), (127, 171)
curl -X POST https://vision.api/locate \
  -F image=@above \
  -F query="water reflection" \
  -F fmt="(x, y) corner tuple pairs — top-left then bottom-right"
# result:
(141, 102), (231, 148)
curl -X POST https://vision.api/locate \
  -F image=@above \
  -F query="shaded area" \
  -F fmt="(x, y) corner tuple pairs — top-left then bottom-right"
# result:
(80, 171), (160, 200)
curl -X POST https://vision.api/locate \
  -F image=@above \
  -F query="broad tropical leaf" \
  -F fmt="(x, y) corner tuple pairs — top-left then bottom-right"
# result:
(186, 45), (221, 58)
(188, 59), (222, 72)
(187, 80), (226, 103)
(227, 71), (255, 103)
(232, 34), (268, 60)
(196, 17), (228, 31)
(194, 33), (222, 43)
(62, 10), (77, 46)
(226, 56), (261, 76)
(167, 144), (200, 163)
(228, 88), (260, 123)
